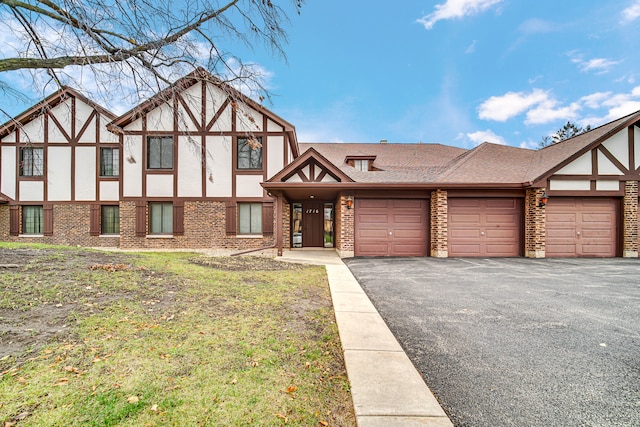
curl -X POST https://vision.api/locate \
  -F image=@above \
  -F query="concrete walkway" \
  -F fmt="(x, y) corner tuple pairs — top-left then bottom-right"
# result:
(277, 250), (453, 427)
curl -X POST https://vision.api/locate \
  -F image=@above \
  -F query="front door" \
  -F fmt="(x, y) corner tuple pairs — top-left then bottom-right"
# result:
(302, 202), (324, 247)
(291, 201), (334, 248)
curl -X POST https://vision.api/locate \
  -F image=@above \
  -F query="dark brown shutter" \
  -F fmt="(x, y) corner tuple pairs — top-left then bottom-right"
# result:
(173, 201), (184, 236)
(9, 205), (19, 236)
(226, 202), (236, 235)
(43, 204), (53, 236)
(90, 205), (100, 236)
(262, 202), (274, 235)
(135, 201), (146, 236)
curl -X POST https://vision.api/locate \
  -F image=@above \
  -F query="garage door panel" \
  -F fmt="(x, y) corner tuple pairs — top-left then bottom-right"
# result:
(355, 199), (428, 256)
(448, 198), (522, 257)
(546, 197), (617, 257)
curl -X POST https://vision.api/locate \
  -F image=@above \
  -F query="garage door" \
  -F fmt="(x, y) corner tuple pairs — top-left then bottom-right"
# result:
(448, 198), (522, 257)
(355, 199), (428, 256)
(546, 197), (617, 257)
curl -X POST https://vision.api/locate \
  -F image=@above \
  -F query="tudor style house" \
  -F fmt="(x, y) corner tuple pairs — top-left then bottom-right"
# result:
(1, 68), (640, 258)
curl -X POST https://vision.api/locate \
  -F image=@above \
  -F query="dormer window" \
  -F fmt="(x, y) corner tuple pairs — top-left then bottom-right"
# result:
(345, 155), (376, 172)
(354, 159), (369, 171)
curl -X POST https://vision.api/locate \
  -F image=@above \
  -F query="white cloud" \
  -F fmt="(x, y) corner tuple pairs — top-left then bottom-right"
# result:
(417, 0), (502, 30)
(465, 40), (478, 54)
(525, 101), (580, 125)
(579, 92), (612, 109)
(478, 89), (549, 121)
(519, 140), (538, 150)
(622, 0), (640, 23)
(466, 129), (506, 146)
(568, 51), (621, 74)
(518, 18), (554, 35)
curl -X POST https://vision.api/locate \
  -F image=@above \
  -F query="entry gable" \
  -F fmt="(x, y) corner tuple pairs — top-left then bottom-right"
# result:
(531, 110), (640, 191)
(266, 147), (353, 184)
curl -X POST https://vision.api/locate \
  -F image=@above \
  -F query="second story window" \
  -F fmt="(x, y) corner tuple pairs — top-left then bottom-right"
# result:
(19, 147), (44, 177)
(354, 159), (369, 171)
(100, 147), (120, 176)
(147, 136), (173, 169)
(237, 137), (263, 170)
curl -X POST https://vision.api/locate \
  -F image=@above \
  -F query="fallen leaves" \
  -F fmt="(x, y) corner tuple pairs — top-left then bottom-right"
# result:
(127, 395), (139, 404)
(88, 263), (147, 272)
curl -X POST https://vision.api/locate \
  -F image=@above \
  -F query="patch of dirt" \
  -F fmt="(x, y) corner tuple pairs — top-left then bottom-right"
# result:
(0, 247), (180, 369)
(189, 255), (307, 271)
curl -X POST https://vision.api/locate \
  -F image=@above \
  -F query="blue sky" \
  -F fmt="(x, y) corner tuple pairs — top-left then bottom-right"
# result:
(259, 0), (640, 148)
(3, 0), (640, 149)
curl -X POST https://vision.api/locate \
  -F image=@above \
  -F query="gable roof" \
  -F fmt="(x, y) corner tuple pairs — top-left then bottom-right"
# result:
(299, 142), (467, 183)
(107, 68), (299, 155)
(266, 147), (354, 184)
(0, 86), (116, 138)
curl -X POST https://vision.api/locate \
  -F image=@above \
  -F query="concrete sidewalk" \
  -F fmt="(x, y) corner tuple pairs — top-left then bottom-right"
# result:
(277, 250), (453, 427)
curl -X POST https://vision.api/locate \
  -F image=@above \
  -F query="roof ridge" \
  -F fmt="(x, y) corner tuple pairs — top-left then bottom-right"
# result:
(437, 142), (489, 180)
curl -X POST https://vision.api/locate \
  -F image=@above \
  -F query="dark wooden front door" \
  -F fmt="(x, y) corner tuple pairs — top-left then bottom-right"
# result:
(302, 202), (324, 247)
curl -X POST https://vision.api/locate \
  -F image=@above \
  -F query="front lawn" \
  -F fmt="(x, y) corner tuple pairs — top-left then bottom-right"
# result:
(0, 243), (354, 426)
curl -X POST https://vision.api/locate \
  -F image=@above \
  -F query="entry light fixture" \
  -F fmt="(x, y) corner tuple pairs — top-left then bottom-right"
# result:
(345, 195), (354, 210)
(538, 191), (548, 208)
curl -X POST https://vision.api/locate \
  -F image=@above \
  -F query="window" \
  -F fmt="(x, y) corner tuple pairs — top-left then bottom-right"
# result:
(101, 206), (120, 234)
(238, 203), (262, 234)
(237, 137), (263, 170)
(149, 202), (173, 234)
(100, 147), (120, 176)
(147, 136), (173, 169)
(19, 147), (44, 176)
(354, 159), (369, 171)
(23, 206), (43, 234)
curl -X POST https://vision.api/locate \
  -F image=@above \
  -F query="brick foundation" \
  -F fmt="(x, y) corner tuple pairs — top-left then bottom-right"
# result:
(525, 188), (546, 258)
(430, 189), (447, 257)
(336, 195), (354, 257)
(623, 180), (638, 257)
(119, 200), (276, 250)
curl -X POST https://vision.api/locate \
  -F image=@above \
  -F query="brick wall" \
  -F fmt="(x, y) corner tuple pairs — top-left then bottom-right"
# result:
(0, 205), (9, 239)
(0, 204), (119, 247)
(430, 189), (447, 257)
(336, 195), (354, 257)
(119, 200), (276, 250)
(524, 188), (546, 258)
(623, 180), (638, 257)
(282, 201), (291, 250)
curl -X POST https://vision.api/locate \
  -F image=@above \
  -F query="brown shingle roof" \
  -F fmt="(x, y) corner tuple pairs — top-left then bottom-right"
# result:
(299, 142), (467, 183)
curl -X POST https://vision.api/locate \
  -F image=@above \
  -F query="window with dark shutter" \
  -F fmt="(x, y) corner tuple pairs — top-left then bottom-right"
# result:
(226, 203), (237, 235)
(262, 202), (274, 235)
(90, 205), (100, 236)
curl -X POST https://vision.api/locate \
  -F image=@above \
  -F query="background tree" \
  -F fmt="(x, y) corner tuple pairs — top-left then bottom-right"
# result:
(539, 121), (592, 147)
(0, 0), (303, 118)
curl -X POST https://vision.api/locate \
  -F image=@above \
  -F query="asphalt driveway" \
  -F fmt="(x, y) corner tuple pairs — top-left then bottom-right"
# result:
(344, 257), (640, 427)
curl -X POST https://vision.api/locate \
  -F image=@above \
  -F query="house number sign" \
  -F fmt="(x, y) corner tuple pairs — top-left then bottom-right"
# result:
(305, 208), (320, 214)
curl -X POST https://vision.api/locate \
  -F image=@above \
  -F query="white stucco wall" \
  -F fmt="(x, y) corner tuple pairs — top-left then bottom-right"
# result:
(177, 82), (202, 133)
(236, 175), (264, 197)
(20, 181), (44, 201)
(205, 84), (231, 131)
(99, 181), (120, 201)
(236, 103), (263, 133)
(178, 136), (203, 197)
(601, 129), (628, 169)
(48, 99), (73, 143)
(1, 146), (16, 199)
(555, 152), (591, 175)
(146, 175), (174, 197)
(123, 135), (143, 197)
(267, 119), (284, 132)
(76, 101), (96, 143)
(75, 146), (96, 200)
(267, 135), (284, 179)
(146, 103), (174, 132)
(597, 150), (624, 175)
(47, 147), (72, 200)
(100, 115), (119, 143)
(1, 131), (16, 143)
(206, 135), (232, 197)
(21, 115), (45, 143)
(596, 180), (620, 191)
(549, 180), (591, 191)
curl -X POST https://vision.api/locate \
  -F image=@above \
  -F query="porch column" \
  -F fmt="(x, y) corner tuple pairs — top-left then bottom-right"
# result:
(276, 193), (284, 256)
(525, 188), (546, 258)
(623, 180), (638, 258)
(337, 194), (354, 258)
(430, 189), (448, 258)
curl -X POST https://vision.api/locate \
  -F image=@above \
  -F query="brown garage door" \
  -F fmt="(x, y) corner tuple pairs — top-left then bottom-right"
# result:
(546, 197), (617, 257)
(355, 199), (428, 256)
(448, 198), (522, 257)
